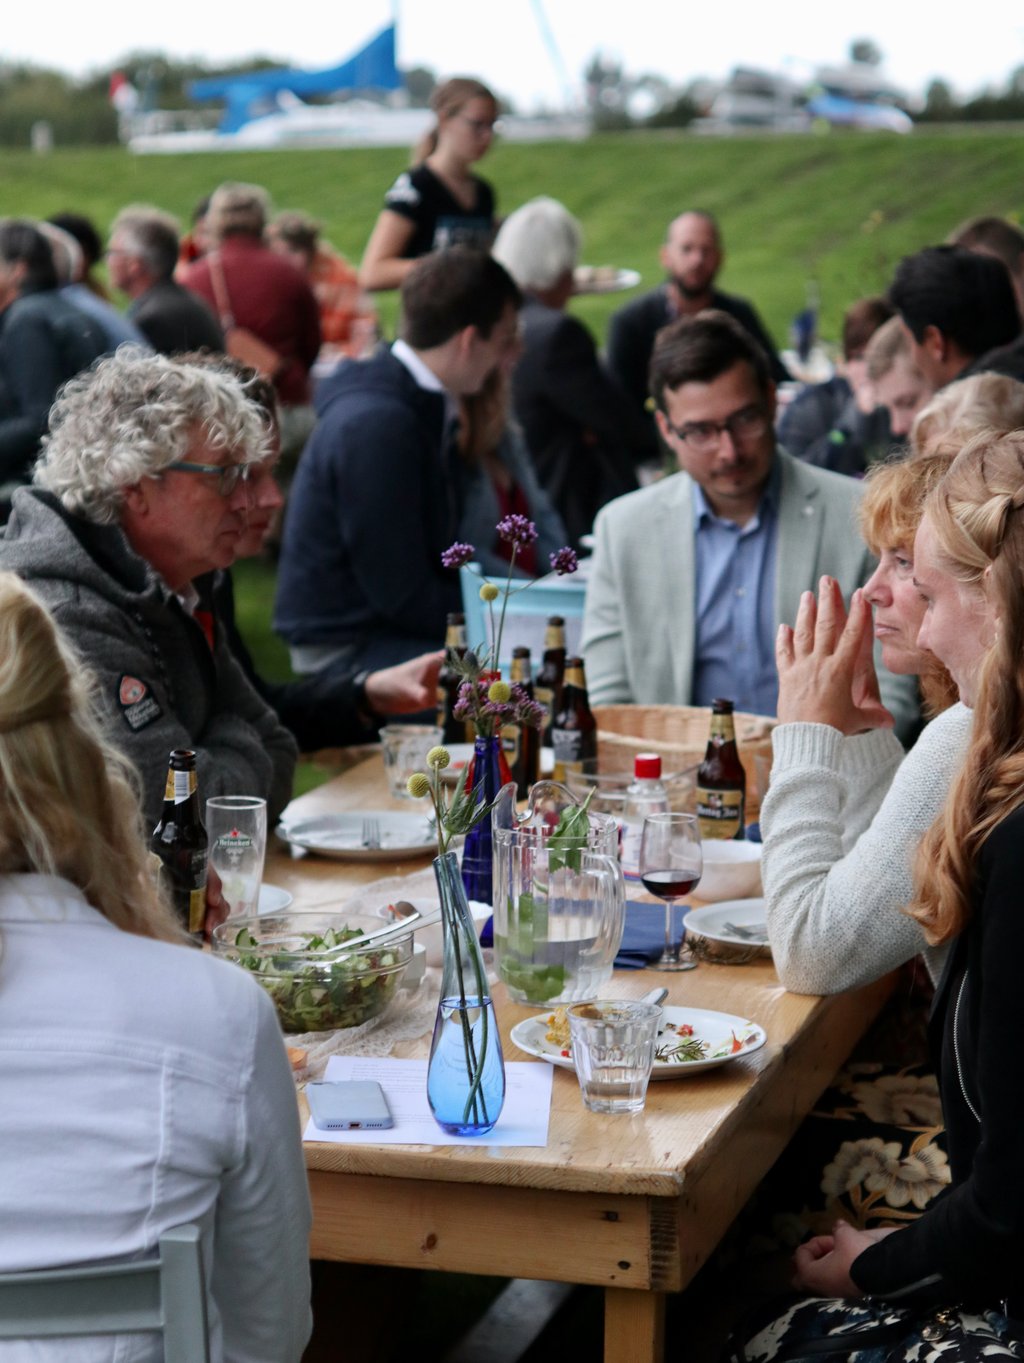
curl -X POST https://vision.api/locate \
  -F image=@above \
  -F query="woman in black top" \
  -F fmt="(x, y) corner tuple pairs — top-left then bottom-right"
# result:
(359, 76), (498, 292)
(778, 429), (1024, 1336)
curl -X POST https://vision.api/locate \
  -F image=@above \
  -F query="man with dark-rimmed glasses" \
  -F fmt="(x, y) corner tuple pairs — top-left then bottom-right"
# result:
(582, 311), (920, 739)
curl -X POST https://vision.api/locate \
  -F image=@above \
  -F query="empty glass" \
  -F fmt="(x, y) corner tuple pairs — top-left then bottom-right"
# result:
(206, 796), (267, 919)
(568, 999), (661, 1114)
(380, 724), (443, 800)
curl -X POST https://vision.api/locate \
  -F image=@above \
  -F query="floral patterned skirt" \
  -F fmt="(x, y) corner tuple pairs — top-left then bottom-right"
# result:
(725, 966), (949, 1258)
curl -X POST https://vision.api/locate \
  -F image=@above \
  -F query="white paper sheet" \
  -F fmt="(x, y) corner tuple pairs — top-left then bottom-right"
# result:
(302, 1054), (553, 1146)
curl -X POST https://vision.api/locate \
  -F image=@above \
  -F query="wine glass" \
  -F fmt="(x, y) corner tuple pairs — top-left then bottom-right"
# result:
(639, 812), (703, 971)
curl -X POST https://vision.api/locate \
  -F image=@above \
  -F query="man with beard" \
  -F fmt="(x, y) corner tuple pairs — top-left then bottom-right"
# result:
(607, 211), (789, 426)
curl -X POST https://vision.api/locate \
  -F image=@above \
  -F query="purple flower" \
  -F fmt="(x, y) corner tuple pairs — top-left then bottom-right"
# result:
(549, 546), (579, 576)
(441, 541), (475, 569)
(496, 514), (538, 547)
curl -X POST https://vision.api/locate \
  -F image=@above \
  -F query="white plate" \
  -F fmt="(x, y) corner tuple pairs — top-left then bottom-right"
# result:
(510, 1004), (767, 1079)
(258, 883), (293, 914)
(685, 898), (768, 948)
(276, 811), (436, 862)
(573, 265), (642, 295)
(372, 897), (491, 966)
(440, 744), (554, 784)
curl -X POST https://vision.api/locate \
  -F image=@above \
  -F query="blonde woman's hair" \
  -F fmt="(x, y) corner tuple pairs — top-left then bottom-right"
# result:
(0, 572), (181, 942)
(911, 372), (1024, 460)
(908, 429), (1024, 943)
(859, 449), (961, 716)
(413, 76), (497, 162)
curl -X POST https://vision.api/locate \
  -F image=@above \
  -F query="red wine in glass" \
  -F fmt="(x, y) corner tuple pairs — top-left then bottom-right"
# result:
(641, 868), (702, 899)
(639, 813), (703, 971)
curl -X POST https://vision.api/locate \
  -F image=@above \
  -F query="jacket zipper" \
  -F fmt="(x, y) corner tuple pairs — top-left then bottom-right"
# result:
(952, 970), (981, 1124)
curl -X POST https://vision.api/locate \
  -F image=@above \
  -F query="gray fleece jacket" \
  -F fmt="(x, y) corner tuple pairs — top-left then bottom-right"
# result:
(0, 488), (297, 827)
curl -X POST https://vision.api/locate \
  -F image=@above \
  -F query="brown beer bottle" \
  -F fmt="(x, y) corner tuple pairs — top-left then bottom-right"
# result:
(695, 699), (746, 840)
(551, 657), (598, 784)
(506, 646), (540, 799)
(436, 611), (471, 744)
(150, 749), (208, 940)
(534, 616), (566, 750)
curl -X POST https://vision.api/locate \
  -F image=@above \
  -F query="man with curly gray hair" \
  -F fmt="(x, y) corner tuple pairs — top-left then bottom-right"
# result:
(0, 348), (297, 828)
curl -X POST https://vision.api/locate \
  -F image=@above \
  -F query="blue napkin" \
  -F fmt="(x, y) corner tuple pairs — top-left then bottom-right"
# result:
(614, 900), (671, 969)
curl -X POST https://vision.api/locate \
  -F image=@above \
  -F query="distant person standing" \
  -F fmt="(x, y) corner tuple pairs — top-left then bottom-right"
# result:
(607, 211), (790, 426)
(359, 76), (499, 292)
(107, 205), (225, 355)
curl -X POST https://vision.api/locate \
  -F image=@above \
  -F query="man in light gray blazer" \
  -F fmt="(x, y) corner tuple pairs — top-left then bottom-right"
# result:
(582, 312), (919, 741)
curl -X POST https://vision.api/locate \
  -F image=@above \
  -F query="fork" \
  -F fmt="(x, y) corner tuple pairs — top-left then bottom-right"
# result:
(362, 817), (381, 849)
(723, 920), (767, 941)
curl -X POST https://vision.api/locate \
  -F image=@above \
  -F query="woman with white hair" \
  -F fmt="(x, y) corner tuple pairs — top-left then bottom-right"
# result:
(0, 570), (311, 1361)
(492, 196), (653, 548)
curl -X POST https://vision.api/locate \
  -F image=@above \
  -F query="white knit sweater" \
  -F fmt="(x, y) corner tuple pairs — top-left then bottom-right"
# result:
(761, 703), (972, 995)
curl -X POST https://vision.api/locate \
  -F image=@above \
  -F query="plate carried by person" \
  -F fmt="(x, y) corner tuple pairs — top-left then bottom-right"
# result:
(510, 1004), (766, 1079)
(276, 811), (436, 862)
(258, 883), (294, 914)
(573, 265), (642, 295)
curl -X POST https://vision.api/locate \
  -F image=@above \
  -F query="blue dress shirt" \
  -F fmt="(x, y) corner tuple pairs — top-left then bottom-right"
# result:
(691, 461), (780, 716)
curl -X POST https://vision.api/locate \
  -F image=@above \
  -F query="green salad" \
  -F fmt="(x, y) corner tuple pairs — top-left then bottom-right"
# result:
(231, 925), (407, 1032)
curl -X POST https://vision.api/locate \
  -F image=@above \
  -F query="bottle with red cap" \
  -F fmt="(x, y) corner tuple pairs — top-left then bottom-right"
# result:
(621, 751), (669, 881)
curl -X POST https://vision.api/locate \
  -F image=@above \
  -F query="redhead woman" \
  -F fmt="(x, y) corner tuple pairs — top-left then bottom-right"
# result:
(359, 76), (499, 292)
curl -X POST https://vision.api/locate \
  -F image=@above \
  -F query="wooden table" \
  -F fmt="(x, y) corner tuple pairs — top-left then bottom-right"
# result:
(268, 757), (892, 1363)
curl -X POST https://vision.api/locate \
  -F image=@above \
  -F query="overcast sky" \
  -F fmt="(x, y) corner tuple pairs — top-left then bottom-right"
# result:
(7, 1), (1024, 109)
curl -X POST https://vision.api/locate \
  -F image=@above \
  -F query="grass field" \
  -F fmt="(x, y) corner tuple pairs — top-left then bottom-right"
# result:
(10, 125), (1024, 346)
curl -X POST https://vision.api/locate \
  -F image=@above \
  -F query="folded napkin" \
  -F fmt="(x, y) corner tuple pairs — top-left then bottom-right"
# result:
(614, 901), (670, 969)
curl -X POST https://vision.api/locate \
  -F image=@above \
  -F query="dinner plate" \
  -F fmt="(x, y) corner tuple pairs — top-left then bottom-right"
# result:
(573, 265), (642, 295)
(685, 898), (768, 948)
(258, 883), (294, 914)
(441, 744), (554, 784)
(510, 1004), (767, 1079)
(276, 811), (436, 862)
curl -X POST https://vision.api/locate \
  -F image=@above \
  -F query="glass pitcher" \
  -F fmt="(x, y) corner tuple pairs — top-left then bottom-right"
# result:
(491, 782), (624, 1006)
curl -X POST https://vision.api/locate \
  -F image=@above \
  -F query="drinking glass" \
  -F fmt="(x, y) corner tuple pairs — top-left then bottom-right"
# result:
(568, 999), (661, 1114)
(206, 796), (267, 919)
(380, 724), (443, 801)
(639, 812), (702, 971)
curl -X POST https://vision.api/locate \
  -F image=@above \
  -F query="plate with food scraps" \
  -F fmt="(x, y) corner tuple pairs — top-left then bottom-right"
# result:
(441, 744), (554, 784)
(510, 1003), (767, 1078)
(276, 811), (436, 862)
(573, 265), (642, 295)
(685, 898), (769, 948)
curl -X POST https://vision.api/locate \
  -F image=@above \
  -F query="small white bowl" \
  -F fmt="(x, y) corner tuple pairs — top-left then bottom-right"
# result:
(697, 840), (763, 902)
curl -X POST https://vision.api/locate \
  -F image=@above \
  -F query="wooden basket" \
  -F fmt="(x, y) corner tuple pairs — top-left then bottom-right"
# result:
(593, 705), (775, 809)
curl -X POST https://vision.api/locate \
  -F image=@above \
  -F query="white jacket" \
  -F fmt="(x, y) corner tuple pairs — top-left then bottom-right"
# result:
(0, 874), (311, 1362)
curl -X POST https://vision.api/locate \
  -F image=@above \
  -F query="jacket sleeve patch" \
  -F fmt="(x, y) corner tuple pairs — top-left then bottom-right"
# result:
(117, 674), (162, 731)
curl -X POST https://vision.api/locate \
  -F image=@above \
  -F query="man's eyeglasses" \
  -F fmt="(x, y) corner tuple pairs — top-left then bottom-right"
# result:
(664, 405), (769, 455)
(165, 460), (253, 496)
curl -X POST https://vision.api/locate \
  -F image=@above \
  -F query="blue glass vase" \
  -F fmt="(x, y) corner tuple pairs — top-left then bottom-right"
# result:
(427, 850), (506, 1136)
(460, 733), (512, 906)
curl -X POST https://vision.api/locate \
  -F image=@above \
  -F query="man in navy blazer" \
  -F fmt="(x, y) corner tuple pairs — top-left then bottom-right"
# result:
(582, 312), (919, 740)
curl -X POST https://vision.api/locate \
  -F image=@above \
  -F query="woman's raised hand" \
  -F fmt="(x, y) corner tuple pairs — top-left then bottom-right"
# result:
(776, 577), (894, 735)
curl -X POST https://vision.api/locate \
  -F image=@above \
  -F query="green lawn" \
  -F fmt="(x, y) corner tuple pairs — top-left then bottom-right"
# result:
(12, 126), (1024, 347)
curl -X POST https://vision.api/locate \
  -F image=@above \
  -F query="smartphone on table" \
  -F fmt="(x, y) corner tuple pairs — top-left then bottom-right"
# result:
(306, 1080), (394, 1131)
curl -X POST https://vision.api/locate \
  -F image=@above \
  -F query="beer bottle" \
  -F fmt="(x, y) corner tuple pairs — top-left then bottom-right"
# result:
(150, 749), (208, 940)
(551, 657), (598, 784)
(695, 699), (746, 840)
(506, 646), (540, 799)
(534, 616), (566, 750)
(436, 612), (471, 744)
